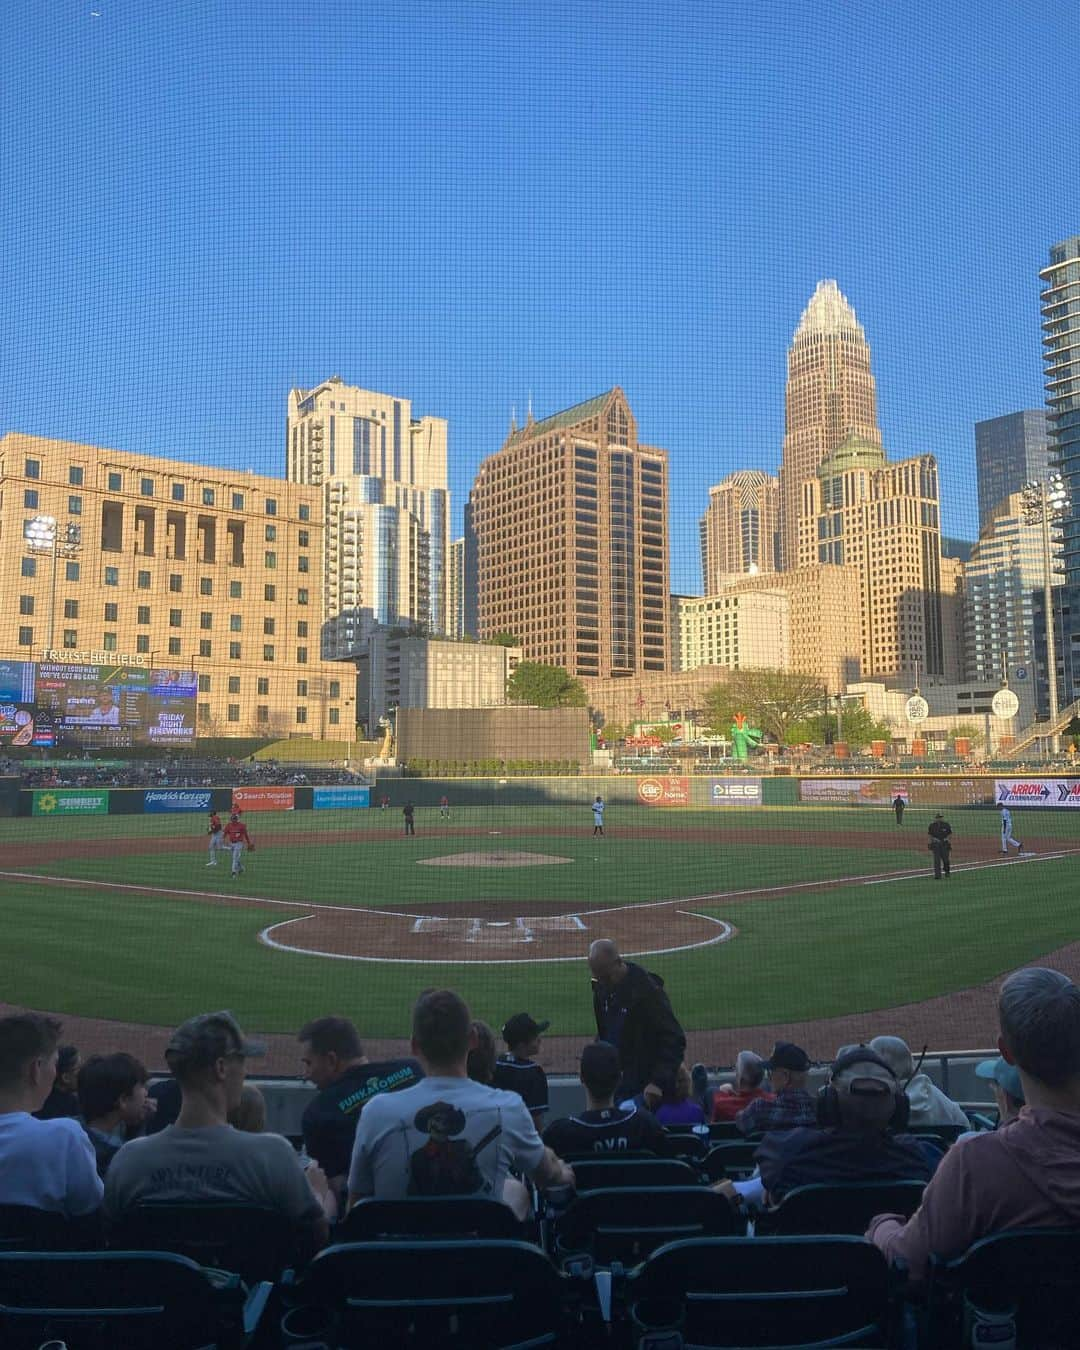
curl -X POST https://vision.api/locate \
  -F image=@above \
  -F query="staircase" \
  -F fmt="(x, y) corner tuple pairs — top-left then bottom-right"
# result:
(1003, 698), (1080, 758)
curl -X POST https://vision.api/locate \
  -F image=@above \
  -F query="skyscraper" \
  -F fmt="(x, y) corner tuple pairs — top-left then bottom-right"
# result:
(699, 470), (779, 594)
(470, 388), (669, 679)
(779, 280), (882, 571)
(1041, 238), (1080, 587)
(286, 378), (450, 658)
(974, 411), (1051, 534)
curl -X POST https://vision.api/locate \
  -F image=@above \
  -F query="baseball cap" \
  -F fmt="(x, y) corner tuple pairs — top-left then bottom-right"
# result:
(764, 1041), (811, 1072)
(165, 1011), (265, 1073)
(975, 1056), (1025, 1104)
(830, 1047), (896, 1093)
(502, 1012), (550, 1046)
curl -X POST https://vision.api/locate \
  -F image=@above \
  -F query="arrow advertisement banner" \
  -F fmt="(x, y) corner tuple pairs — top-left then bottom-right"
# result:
(995, 779), (1080, 808)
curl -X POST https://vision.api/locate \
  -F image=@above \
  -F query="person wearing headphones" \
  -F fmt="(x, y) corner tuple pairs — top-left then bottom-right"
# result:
(715, 1047), (939, 1210)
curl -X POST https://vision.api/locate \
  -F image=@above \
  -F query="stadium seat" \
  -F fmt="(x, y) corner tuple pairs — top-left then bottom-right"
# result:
(336, 1195), (522, 1242)
(707, 1120), (754, 1141)
(279, 1238), (572, 1348)
(620, 1235), (892, 1348)
(0, 1204), (101, 1252)
(0, 1249), (267, 1350)
(656, 1128), (710, 1162)
(554, 1186), (741, 1266)
(703, 1139), (762, 1180)
(924, 1227), (1080, 1348)
(754, 1181), (927, 1236)
(906, 1123), (967, 1145)
(568, 1156), (703, 1192)
(108, 1202), (306, 1284)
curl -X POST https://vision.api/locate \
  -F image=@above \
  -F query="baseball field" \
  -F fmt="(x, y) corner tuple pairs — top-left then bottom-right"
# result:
(1, 803), (1078, 1064)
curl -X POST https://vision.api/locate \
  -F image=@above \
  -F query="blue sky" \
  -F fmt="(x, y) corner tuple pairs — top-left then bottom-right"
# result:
(1, 0), (1076, 592)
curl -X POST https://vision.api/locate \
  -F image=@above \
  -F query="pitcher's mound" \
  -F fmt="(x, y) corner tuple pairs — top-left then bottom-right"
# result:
(418, 851), (573, 868)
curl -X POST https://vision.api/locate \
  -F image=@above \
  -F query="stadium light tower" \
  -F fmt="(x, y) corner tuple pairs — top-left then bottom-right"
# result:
(1021, 474), (1069, 755)
(23, 515), (83, 653)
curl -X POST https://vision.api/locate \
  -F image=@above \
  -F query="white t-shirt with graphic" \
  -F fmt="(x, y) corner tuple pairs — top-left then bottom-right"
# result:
(0, 1111), (104, 1216)
(348, 1075), (546, 1201)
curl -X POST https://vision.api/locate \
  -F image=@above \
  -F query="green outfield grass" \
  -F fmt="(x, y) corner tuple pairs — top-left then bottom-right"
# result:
(0, 805), (1077, 1036)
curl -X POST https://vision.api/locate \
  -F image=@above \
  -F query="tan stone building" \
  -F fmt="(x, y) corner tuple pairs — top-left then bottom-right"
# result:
(581, 665), (735, 729)
(779, 281), (883, 571)
(358, 634), (521, 730)
(671, 590), (789, 673)
(0, 433), (349, 739)
(470, 388), (670, 679)
(699, 470), (779, 593)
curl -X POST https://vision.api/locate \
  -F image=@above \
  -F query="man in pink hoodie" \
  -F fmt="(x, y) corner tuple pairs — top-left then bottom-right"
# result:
(868, 967), (1080, 1285)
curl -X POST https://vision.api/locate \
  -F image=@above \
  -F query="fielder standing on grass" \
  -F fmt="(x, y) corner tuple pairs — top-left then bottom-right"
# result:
(206, 810), (223, 866)
(222, 812), (253, 878)
(592, 795), (605, 837)
(439, 795), (450, 821)
(927, 813), (952, 880)
(892, 793), (906, 826)
(1000, 804), (1025, 856)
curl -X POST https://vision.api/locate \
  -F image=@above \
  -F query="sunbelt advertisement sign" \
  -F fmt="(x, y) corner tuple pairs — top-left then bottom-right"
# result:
(144, 789), (213, 813)
(996, 779), (1080, 808)
(32, 789), (109, 816)
(312, 786), (370, 810)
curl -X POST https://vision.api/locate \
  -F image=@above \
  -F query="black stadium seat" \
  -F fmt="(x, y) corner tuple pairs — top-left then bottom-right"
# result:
(568, 1156), (702, 1192)
(0, 1204), (101, 1252)
(337, 1195), (521, 1242)
(656, 1128), (710, 1161)
(703, 1139), (762, 1180)
(621, 1234), (892, 1348)
(554, 1186), (741, 1266)
(108, 1202), (305, 1284)
(754, 1181), (927, 1236)
(0, 1249), (267, 1350)
(280, 1239), (571, 1349)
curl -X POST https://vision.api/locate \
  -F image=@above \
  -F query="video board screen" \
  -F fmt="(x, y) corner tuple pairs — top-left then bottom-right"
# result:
(0, 661), (196, 748)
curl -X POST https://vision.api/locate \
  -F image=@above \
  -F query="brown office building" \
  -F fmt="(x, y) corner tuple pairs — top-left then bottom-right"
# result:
(699, 469), (779, 593)
(470, 388), (670, 679)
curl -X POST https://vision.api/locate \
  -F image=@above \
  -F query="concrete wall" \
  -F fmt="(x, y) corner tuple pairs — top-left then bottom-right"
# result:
(395, 705), (591, 766)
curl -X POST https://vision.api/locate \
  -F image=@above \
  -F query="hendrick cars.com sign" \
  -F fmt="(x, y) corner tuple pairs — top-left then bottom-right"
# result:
(995, 779), (1080, 808)
(637, 776), (690, 807)
(232, 786), (295, 811)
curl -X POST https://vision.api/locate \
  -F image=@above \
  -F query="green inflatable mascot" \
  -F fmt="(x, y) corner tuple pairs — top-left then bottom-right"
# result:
(730, 712), (763, 762)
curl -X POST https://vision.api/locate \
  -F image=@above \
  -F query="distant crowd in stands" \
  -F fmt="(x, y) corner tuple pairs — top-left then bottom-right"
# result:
(0, 755), (362, 789)
(2, 949), (1080, 1308)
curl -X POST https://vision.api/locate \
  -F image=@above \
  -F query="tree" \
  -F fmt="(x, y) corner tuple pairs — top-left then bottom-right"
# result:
(785, 703), (893, 749)
(506, 662), (588, 708)
(703, 669), (827, 745)
(950, 722), (984, 750)
(599, 722), (626, 744)
(491, 632), (521, 647)
(1065, 714), (1080, 751)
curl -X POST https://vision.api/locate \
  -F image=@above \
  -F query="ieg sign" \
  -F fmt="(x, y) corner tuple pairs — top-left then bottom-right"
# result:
(144, 789), (213, 813)
(709, 777), (763, 805)
(312, 786), (370, 810)
(996, 779), (1080, 808)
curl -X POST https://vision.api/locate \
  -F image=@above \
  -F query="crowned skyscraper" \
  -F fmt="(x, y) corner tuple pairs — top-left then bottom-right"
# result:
(779, 280), (882, 571)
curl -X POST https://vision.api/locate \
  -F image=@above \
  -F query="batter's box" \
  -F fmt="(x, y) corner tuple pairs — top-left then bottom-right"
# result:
(411, 914), (586, 946)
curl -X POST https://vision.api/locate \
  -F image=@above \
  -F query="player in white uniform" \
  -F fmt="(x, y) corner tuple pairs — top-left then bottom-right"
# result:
(1000, 805), (1025, 855)
(592, 796), (605, 837)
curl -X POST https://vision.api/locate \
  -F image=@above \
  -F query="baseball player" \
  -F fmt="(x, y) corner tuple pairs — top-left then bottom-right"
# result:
(206, 810), (224, 866)
(439, 795), (450, 821)
(222, 812), (254, 877)
(592, 795), (605, 837)
(1000, 804), (1025, 856)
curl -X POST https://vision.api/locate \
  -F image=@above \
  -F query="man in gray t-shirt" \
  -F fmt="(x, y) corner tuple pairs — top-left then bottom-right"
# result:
(106, 1011), (325, 1247)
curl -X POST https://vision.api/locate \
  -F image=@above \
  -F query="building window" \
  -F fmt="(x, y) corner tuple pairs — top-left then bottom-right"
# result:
(263, 644), (275, 661)
(200, 612), (213, 630)
(199, 577), (213, 595)
(265, 498), (277, 516)
(24, 459), (40, 480)
(169, 609), (182, 627)
(169, 574), (182, 593)
(198, 703), (210, 723)
(227, 705), (240, 723)
(102, 633), (117, 651)
(262, 618), (275, 636)
(264, 551), (276, 569)
(256, 677), (269, 695)
(17, 627), (32, 646)
(135, 634), (150, 653)
(328, 707), (340, 725)
(68, 496), (82, 515)
(140, 478), (154, 497)
(104, 567), (119, 586)
(104, 602), (118, 622)
(227, 676), (240, 694)
(63, 629), (78, 648)
(69, 466), (84, 486)
(299, 503), (310, 521)
(229, 642), (241, 660)
(20, 558), (36, 578)
(232, 492), (244, 510)
(296, 680), (308, 697)
(297, 556), (309, 573)
(24, 489), (38, 508)
(167, 637), (181, 656)
(298, 530), (309, 548)
(202, 487), (215, 506)
(199, 640), (212, 657)
(198, 674), (211, 692)
(19, 595), (34, 616)
(296, 707), (308, 725)
(229, 580), (242, 599)
(136, 605), (150, 624)
(107, 472), (122, 491)
(296, 647), (308, 664)
(171, 483), (185, 502)
(329, 680), (341, 699)
(264, 584), (276, 601)
(296, 620), (308, 638)
(229, 614), (242, 632)
(297, 588), (309, 605)
(66, 561), (80, 582)
(265, 524), (277, 542)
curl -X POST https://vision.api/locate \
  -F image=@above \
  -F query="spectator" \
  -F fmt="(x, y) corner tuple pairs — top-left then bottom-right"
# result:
(711, 1051), (774, 1122)
(492, 1013), (549, 1127)
(77, 1053), (153, 1178)
(228, 1083), (267, 1134)
(976, 1054), (1025, 1125)
(348, 989), (574, 1219)
(35, 1044), (81, 1120)
(869, 968), (1080, 1285)
(736, 1042), (817, 1134)
(588, 938), (686, 1109)
(545, 1041), (667, 1155)
(106, 1011), (327, 1252)
(0, 1014), (103, 1219)
(654, 1063), (707, 1126)
(145, 1075), (181, 1135)
(869, 1035), (970, 1128)
(299, 1016), (423, 1194)
(467, 1020), (497, 1085)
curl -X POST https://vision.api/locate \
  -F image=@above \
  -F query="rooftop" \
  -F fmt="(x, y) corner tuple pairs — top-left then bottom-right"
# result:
(794, 279), (866, 342)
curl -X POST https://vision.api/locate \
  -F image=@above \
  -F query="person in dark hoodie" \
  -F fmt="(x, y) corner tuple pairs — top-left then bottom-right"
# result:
(588, 938), (686, 1109)
(869, 967), (1080, 1286)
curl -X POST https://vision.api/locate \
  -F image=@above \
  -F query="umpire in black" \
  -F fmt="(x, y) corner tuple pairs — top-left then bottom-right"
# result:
(927, 813), (953, 879)
(588, 938), (686, 1109)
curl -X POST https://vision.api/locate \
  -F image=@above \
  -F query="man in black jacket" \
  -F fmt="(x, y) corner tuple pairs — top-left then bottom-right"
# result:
(588, 938), (686, 1109)
(927, 813), (952, 879)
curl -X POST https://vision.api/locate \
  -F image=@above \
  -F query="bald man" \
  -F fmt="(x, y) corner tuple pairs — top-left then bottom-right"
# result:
(588, 939), (686, 1109)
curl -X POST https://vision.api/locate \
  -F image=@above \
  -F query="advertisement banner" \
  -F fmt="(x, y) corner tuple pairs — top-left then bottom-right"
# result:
(312, 786), (371, 810)
(799, 779), (906, 806)
(32, 789), (109, 816)
(709, 777), (763, 806)
(232, 786), (295, 812)
(637, 776), (691, 807)
(996, 779), (1080, 808)
(144, 789), (213, 813)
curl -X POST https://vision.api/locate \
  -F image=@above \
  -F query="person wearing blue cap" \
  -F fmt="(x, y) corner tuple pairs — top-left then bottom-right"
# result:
(975, 1055), (1025, 1126)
